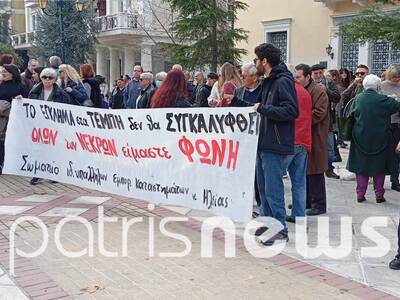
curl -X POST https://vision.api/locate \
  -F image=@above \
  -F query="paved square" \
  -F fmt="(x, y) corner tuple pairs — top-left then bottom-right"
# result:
(0, 206), (33, 215)
(0, 286), (28, 300)
(69, 196), (110, 205)
(0, 268), (29, 300)
(16, 194), (61, 203)
(160, 205), (192, 215)
(40, 207), (89, 217)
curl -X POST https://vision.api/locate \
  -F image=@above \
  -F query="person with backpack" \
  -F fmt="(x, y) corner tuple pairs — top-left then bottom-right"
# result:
(80, 64), (102, 108)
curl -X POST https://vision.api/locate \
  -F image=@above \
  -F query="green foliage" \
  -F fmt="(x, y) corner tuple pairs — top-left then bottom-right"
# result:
(0, 43), (22, 67)
(340, 2), (400, 46)
(33, 0), (98, 68)
(161, 0), (248, 71)
(0, 12), (11, 44)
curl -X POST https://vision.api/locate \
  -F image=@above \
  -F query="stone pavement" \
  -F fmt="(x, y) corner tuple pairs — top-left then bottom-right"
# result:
(0, 148), (399, 300)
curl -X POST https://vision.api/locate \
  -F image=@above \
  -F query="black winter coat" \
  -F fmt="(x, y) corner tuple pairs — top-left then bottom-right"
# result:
(137, 85), (155, 109)
(256, 63), (299, 155)
(83, 77), (102, 108)
(110, 87), (125, 109)
(0, 80), (28, 102)
(28, 82), (71, 104)
(195, 85), (212, 107)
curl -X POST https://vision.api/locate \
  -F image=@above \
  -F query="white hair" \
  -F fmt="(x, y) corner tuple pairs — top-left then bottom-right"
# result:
(195, 71), (204, 77)
(155, 71), (167, 81)
(40, 68), (57, 79)
(172, 64), (183, 71)
(241, 62), (257, 76)
(363, 74), (381, 91)
(49, 56), (62, 68)
(141, 72), (153, 81)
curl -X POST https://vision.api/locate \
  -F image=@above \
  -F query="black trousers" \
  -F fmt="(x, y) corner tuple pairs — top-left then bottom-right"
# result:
(254, 178), (260, 207)
(306, 174), (327, 211)
(0, 140), (4, 170)
(391, 124), (400, 185)
(397, 219), (400, 256)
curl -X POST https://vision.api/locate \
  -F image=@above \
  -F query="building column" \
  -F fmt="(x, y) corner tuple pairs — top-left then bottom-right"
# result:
(96, 47), (107, 77)
(124, 47), (135, 76)
(140, 43), (153, 72)
(106, 0), (112, 15)
(109, 47), (120, 83)
(358, 42), (370, 67)
(328, 27), (340, 70)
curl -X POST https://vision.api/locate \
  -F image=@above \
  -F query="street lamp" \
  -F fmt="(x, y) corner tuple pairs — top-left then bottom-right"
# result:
(38, 0), (96, 63)
(75, 0), (84, 13)
(38, 0), (48, 10)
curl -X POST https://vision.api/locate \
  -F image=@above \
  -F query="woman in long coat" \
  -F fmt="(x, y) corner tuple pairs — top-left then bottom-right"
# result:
(347, 74), (400, 203)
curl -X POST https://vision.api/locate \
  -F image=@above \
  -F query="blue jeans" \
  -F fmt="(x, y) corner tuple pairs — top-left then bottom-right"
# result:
(287, 145), (308, 217)
(327, 131), (335, 171)
(256, 151), (290, 236)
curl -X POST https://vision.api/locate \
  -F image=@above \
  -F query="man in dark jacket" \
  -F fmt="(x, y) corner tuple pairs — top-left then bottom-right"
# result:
(136, 72), (155, 109)
(195, 72), (218, 107)
(231, 62), (261, 107)
(253, 43), (299, 246)
(110, 78), (126, 109)
(124, 65), (142, 108)
(311, 64), (341, 179)
(21, 58), (39, 92)
(194, 71), (205, 99)
(184, 71), (195, 104)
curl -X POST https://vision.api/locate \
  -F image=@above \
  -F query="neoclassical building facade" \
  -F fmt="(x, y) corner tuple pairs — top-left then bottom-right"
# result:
(236, 0), (399, 74)
(10, 0), (174, 87)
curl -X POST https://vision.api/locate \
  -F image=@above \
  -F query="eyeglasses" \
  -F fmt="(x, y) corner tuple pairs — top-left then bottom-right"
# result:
(355, 72), (366, 76)
(41, 76), (54, 80)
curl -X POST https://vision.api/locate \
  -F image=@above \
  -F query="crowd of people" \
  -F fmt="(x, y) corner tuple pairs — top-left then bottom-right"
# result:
(0, 42), (400, 269)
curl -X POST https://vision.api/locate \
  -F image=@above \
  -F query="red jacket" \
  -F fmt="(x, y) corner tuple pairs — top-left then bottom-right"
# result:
(294, 82), (312, 152)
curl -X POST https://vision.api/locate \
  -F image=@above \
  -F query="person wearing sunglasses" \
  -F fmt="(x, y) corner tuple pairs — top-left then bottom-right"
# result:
(28, 68), (70, 185)
(28, 68), (70, 104)
(136, 72), (155, 109)
(341, 64), (369, 108)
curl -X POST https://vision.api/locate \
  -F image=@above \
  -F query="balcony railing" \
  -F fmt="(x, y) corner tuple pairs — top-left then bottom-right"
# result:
(95, 11), (173, 35)
(11, 32), (34, 48)
(95, 12), (139, 31)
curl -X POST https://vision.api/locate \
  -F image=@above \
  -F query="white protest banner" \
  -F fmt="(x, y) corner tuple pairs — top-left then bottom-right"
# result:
(3, 99), (260, 222)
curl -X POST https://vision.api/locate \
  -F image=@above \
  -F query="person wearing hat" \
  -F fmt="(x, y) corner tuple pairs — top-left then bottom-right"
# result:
(311, 63), (341, 180)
